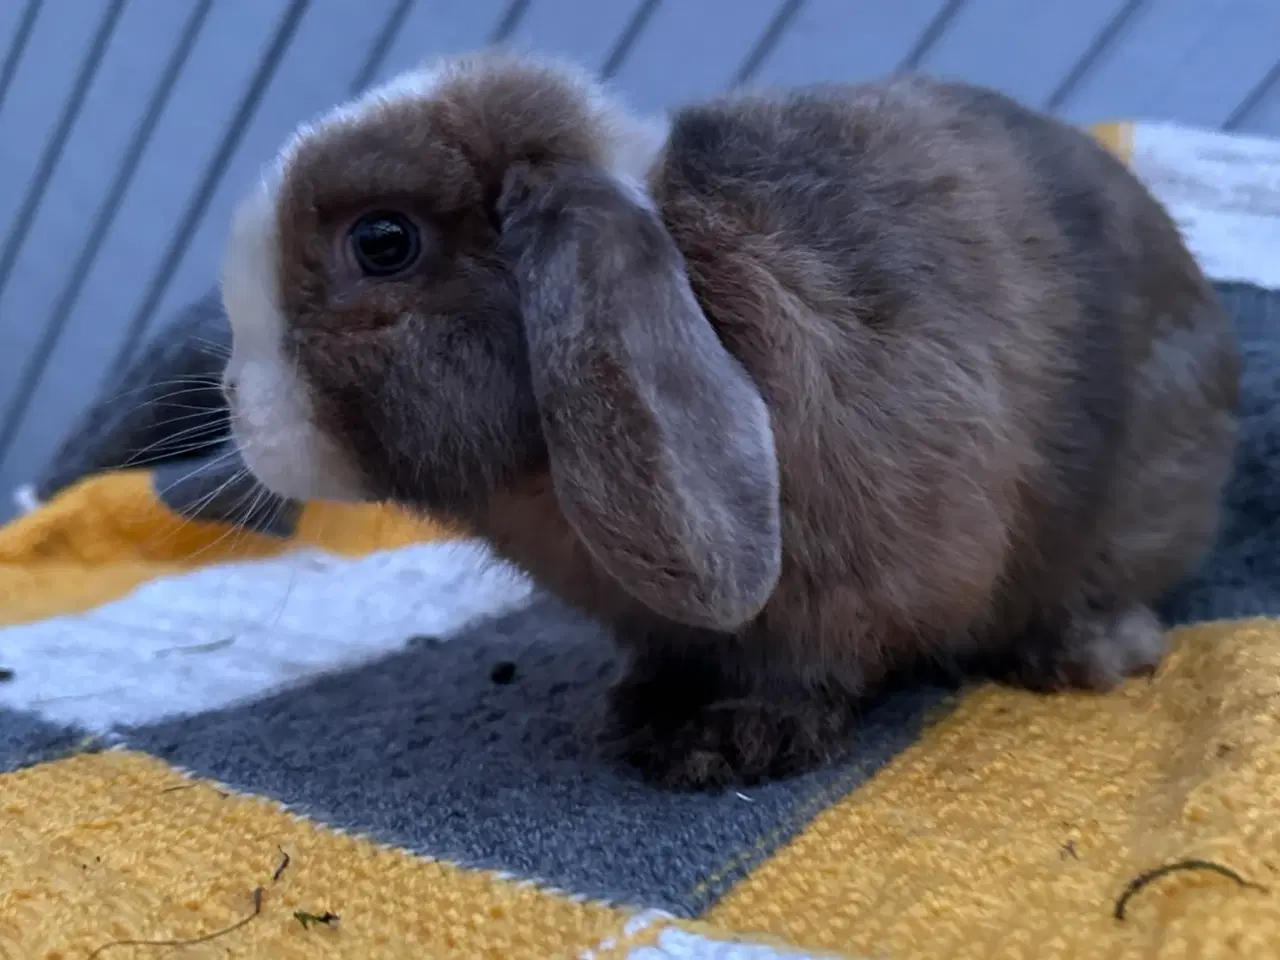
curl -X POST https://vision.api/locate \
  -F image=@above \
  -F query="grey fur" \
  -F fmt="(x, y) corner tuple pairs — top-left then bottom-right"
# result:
(248, 55), (1240, 788)
(497, 164), (782, 631)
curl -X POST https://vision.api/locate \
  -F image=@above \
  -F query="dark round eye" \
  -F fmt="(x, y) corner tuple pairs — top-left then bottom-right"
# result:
(348, 210), (421, 277)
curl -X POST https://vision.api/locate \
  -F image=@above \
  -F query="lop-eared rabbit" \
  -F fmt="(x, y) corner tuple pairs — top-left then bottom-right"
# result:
(220, 52), (1239, 789)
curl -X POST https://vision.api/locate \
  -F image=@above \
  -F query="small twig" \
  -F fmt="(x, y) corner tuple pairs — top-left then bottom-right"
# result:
(153, 636), (235, 658)
(276, 848), (339, 931)
(1114, 859), (1268, 920)
(88, 886), (264, 957)
(160, 781), (229, 799)
(294, 910), (340, 930)
(273, 846), (291, 884)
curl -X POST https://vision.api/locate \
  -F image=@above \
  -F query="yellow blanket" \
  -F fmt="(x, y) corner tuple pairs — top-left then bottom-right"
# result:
(1, 471), (1278, 958)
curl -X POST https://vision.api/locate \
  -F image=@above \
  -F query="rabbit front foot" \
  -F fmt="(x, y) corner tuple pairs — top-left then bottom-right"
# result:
(1004, 601), (1167, 693)
(604, 674), (853, 790)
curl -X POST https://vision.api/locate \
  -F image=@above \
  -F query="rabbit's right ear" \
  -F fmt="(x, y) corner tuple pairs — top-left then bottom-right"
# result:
(499, 164), (782, 631)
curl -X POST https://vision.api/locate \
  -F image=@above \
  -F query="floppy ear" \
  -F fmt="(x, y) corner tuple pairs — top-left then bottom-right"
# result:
(499, 164), (782, 631)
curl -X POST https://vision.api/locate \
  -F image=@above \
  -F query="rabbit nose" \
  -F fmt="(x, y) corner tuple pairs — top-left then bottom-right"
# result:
(223, 378), (239, 409)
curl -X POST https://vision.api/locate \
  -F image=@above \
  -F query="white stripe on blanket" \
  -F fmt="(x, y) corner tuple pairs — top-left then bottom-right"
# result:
(0, 541), (533, 731)
(1124, 122), (1280, 290)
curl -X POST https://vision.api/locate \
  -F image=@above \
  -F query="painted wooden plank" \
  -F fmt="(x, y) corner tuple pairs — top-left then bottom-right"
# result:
(748, 0), (953, 90)
(369, 0), (512, 85)
(0, 1), (125, 316)
(1139, 1), (1280, 130)
(0, 0), (201, 463)
(0, 0), (42, 114)
(0, 0), (293, 496)
(0, 0), (34, 62)
(0, 1), (113, 241)
(917, 0), (1133, 108)
(1056, 0), (1280, 128)
(504, 0), (645, 75)
(606, 0), (785, 112)
(1229, 68), (1280, 138)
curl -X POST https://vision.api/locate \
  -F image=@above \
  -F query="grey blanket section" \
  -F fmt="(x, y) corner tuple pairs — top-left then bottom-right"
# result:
(125, 597), (952, 914)
(0, 707), (89, 773)
(1157, 282), (1280, 625)
(2, 281), (1279, 916)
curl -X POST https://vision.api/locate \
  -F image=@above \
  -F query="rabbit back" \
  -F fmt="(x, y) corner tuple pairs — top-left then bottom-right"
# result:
(641, 76), (1238, 684)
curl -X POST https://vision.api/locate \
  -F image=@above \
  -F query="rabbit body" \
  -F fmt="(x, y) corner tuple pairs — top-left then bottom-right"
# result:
(222, 54), (1239, 788)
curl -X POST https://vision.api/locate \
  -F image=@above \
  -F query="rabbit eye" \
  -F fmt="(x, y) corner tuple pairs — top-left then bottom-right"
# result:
(348, 211), (421, 277)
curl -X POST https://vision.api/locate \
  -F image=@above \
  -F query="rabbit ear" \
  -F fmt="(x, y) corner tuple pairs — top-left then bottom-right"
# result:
(500, 165), (782, 631)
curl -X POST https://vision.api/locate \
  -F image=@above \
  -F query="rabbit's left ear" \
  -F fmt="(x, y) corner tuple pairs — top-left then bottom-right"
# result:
(500, 165), (782, 631)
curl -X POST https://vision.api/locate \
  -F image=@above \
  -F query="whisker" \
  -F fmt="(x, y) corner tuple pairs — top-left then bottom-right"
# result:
(145, 458), (251, 555)
(151, 448), (242, 502)
(102, 378), (225, 406)
(131, 407), (229, 427)
(120, 437), (229, 470)
(128, 401), (227, 416)
(176, 475), (274, 565)
(120, 422), (227, 463)
(261, 495), (305, 630)
(188, 335), (232, 357)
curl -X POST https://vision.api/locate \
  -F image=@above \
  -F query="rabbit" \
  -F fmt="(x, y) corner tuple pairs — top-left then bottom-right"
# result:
(220, 50), (1240, 790)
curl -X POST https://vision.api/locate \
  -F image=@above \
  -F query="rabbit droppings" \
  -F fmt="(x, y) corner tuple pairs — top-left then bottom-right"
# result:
(220, 52), (1239, 790)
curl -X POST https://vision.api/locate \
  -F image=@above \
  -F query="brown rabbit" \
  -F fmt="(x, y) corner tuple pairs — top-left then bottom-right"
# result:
(220, 51), (1240, 789)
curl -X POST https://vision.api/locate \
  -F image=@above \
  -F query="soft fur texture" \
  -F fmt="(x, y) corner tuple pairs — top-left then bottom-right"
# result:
(221, 51), (1240, 789)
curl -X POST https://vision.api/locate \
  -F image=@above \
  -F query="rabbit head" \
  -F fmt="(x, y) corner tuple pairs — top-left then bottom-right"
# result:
(219, 51), (782, 630)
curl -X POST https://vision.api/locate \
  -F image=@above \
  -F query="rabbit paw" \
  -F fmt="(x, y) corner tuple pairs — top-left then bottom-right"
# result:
(604, 685), (852, 790)
(1005, 602), (1167, 693)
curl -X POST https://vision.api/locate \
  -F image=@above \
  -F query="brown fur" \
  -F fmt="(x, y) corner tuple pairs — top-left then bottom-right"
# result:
(257, 53), (1240, 789)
